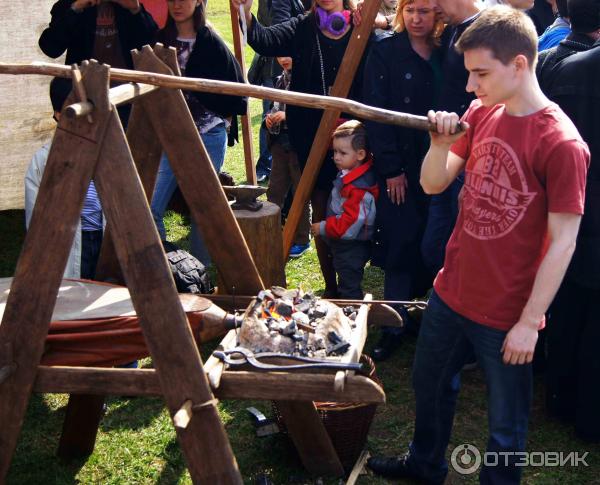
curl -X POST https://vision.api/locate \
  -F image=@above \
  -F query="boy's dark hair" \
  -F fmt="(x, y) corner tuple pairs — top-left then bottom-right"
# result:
(332, 120), (369, 155)
(49, 77), (73, 113)
(567, 0), (600, 33)
(455, 6), (538, 69)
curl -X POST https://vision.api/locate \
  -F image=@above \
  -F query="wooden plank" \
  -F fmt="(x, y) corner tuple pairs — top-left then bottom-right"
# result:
(33, 367), (386, 403)
(92, 107), (242, 484)
(0, 61), (112, 481)
(334, 294), (372, 392)
(57, 394), (106, 459)
(229, 2), (256, 184)
(276, 400), (345, 476)
(205, 329), (239, 389)
(281, 0), (381, 258)
(346, 450), (370, 485)
(131, 46), (264, 296)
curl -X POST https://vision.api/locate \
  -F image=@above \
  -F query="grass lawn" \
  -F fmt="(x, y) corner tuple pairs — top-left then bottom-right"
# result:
(2, 0), (599, 483)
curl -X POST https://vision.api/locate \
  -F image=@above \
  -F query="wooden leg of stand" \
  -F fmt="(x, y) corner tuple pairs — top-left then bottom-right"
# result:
(275, 400), (344, 477)
(57, 394), (105, 460)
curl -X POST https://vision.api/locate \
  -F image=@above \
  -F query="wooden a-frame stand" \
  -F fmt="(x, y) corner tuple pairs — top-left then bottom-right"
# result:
(0, 45), (384, 483)
(0, 45), (264, 484)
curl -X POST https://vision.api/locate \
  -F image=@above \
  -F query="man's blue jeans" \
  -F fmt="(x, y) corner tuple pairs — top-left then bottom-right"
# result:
(421, 175), (463, 273)
(408, 291), (532, 484)
(150, 123), (227, 266)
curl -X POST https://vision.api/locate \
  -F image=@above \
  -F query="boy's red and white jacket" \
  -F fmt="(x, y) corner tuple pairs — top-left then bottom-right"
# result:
(319, 159), (379, 241)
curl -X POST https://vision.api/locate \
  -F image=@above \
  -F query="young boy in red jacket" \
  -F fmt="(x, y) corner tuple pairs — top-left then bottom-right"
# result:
(311, 120), (379, 299)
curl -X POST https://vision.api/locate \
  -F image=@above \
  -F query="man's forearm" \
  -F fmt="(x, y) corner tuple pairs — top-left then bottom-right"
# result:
(519, 230), (578, 328)
(420, 143), (453, 194)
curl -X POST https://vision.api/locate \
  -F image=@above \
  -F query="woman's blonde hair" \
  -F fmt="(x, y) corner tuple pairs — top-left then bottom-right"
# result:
(393, 0), (445, 46)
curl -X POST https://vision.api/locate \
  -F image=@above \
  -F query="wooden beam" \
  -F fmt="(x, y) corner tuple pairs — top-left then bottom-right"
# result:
(65, 82), (159, 118)
(276, 400), (345, 476)
(92, 102), (242, 483)
(0, 62), (434, 131)
(0, 61), (112, 481)
(281, 0), (381, 258)
(33, 366), (386, 404)
(229, 2), (256, 184)
(131, 46), (264, 295)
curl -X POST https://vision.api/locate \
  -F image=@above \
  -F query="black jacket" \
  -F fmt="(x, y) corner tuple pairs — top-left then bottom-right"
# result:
(363, 31), (439, 182)
(363, 31), (439, 271)
(437, 17), (478, 115)
(545, 42), (600, 288)
(173, 26), (248, 118)
(38, 0), (158, 68)
(270, 0), (309, 25)
(537, 33), (596, 94)
(248, 13), (368, 166)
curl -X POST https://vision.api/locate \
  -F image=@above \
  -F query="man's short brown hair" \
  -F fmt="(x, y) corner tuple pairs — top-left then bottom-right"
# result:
(455, 6), (538, 69)
(332, 120), (369, 153)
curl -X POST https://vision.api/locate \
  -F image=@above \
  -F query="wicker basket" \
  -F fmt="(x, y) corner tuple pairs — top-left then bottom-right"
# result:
(272, 354), (381, 472)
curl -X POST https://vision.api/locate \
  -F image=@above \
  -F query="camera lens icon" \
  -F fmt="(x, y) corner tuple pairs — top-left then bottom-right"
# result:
(451, 443), (482, 475)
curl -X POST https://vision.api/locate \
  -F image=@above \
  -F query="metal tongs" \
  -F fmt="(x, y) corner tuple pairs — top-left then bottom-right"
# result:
(213, 347), (364, 373)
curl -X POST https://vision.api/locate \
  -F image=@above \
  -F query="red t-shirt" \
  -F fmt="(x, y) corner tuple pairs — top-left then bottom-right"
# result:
(434, 100), (589, 331)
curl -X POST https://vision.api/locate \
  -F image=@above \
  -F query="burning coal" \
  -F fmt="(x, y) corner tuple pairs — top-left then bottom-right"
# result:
(238, 287), (358, 358)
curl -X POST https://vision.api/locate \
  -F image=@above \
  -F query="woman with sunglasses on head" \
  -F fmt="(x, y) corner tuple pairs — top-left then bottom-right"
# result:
(363, 0), (444, 361)
(150, 0), (247, 266)
(233, 0), (378, 298)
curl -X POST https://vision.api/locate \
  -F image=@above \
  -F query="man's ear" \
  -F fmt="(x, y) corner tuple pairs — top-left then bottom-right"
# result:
(514, 54), (529, 73)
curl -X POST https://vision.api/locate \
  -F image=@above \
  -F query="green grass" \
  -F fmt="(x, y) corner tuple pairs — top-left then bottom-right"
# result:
(2, 0), (600, 483)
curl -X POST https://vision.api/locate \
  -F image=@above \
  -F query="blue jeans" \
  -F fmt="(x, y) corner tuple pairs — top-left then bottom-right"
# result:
(255, 77), (274, 177)
(408, 291), (532, 484)
(150, 123), (227, 266)
(421, 175), (463, 274)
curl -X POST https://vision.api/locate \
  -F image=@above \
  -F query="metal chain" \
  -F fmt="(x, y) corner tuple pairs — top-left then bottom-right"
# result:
(315, 33), (328, 96)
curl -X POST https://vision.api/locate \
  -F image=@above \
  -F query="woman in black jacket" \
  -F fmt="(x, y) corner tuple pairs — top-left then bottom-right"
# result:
(234, 0), (369, 297)
(363, 0), (444, 361)
(39, 0), (158, 68)
(150, 0), (247, 266)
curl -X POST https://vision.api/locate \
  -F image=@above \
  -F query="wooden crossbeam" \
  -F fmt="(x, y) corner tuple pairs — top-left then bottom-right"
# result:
(33, 366), (385, 403)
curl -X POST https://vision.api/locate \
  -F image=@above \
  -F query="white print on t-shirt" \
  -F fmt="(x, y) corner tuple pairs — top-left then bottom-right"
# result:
(462, 137), (536, 240)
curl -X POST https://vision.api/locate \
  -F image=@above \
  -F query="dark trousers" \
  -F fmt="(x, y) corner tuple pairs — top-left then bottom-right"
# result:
(328, 239), (371, 299)
(267, 143), (311, 245)
(547, 278), (600, 442)
(408, 291), (532, 484)
(81, 230), (103, 280)
(421, 176), (463, 274)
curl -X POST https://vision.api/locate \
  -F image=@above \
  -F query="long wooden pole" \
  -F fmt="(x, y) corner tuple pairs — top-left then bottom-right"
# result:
(229, 2), (257, 184)
(0, 61), (433, 131)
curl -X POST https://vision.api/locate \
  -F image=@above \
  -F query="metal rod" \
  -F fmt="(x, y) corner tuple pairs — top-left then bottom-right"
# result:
(0, 61), (435, 131)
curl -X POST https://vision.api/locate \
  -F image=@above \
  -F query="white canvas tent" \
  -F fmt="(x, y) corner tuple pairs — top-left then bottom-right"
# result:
(0, 2), (59, 210)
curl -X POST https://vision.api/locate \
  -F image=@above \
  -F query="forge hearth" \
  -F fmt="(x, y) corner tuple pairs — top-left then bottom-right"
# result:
(238, 287), (358, 358)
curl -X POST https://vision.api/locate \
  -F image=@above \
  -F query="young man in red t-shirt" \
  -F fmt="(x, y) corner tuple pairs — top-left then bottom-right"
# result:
(367, 6), (589, 484)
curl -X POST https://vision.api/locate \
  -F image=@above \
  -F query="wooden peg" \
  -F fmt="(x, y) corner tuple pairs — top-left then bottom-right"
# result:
(173, 400), (193, 429)
(71, 64), (93, 123)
